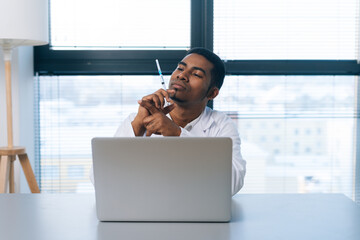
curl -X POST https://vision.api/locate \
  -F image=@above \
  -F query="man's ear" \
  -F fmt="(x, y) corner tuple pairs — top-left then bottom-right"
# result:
(207, 87), (219, 100)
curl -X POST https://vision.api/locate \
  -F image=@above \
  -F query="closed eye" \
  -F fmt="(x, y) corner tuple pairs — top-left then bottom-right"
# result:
(193, 73), (203, 78)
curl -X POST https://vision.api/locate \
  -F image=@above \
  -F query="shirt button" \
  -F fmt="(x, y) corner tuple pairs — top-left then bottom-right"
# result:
(186, 125), (192, 131)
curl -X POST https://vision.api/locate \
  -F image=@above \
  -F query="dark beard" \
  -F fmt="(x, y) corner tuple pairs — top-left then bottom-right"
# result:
(169, 89), (210, 103)
(169, 91), (185, 103)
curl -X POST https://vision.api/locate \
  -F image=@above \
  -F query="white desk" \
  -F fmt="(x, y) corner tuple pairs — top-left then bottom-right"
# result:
(0, 194), (359, 240)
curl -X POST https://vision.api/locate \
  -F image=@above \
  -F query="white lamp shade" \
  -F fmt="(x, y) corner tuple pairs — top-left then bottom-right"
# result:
(0, 0), (48, 48)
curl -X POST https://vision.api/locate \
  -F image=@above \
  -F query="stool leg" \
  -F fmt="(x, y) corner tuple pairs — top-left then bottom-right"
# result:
(9, 155), (15, 193)
(18, 154), (40, 193)
(0, 155), (10, 193)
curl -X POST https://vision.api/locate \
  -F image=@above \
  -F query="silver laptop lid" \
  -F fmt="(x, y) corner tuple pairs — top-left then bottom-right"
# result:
(92, 137), (232, 222)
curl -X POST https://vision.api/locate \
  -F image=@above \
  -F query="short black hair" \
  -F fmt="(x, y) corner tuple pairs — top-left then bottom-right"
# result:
(186, 47), (225, 90)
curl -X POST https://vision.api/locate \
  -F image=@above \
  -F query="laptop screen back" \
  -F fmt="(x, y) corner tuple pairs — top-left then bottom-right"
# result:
(92, 137), (232, 222)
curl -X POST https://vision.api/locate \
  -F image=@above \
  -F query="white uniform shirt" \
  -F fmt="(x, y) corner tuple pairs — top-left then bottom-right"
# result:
(113, 106), (246, 196)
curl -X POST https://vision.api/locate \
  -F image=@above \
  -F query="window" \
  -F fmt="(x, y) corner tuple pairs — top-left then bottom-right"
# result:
(50, 0), (190, 50)
(214, 0), (358, 60)
(35, 0), (360, 203)
(214, 75), (355, 197)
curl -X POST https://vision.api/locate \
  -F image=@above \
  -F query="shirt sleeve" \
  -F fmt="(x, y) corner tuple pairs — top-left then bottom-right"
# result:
(217, 118), (246, 196)
(179, 117), (246, 196)
(114, 113), (137, 137)
(90, 113), (137, 185)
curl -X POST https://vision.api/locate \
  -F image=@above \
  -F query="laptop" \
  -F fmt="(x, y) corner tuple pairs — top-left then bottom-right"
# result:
(91, 137), (232, 222)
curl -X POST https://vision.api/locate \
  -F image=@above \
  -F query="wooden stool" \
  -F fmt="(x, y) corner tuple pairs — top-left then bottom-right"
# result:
(0, 147), (40, 193)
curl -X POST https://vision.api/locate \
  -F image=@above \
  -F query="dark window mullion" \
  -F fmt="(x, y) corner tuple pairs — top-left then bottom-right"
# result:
(191, 0), (213, 50)
(34, 48), (187, 75)
(224, 60), (360, 75)
(204, 0), (213, 51)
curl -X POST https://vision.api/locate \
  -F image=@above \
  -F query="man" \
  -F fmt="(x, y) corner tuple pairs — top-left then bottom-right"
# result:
(113, 48), (246, 196)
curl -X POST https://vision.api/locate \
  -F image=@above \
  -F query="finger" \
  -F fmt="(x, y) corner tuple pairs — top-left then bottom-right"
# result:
(140, 101), (160, 115)
(155, 88), (175, 104)
(137, 100), (152, 115)
(154, 92), (165, 108)
(142, 115), (154, 126)
(145, 125), (161, 136)
(146, 130), (153, 137)
(151, 94), (162, 109)
(162, 103), (175, 115)
(158, 88), (172, 102)
(156, 89), (175, 107)
(154, 94), (163, 109)
(144, 121), (157, 137)
(159, 89), (175, 102)
(166, 89), (176, 101)
(143, 118), (153, 136)
(167, 98), (174, 105)
(142, 94), (161, 109)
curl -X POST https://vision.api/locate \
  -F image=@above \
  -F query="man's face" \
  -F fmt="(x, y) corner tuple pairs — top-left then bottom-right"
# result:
(168, 53), (214, 105)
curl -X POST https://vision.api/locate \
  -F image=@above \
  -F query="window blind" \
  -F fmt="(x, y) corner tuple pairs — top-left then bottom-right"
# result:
(35, 75), (357, 199)
(214, 75), (356, 199)
(214, 0), (359, 60)
(35, 75), (166, 193)
(50, 0), (190, 50)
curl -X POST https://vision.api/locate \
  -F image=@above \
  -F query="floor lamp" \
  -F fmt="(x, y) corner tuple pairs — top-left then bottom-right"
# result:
(0, 0), (48, 193)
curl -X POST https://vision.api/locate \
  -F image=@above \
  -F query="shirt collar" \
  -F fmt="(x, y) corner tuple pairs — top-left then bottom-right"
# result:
(184, 106), (215, 132)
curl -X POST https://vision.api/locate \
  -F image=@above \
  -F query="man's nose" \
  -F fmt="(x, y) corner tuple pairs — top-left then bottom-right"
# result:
(177, 71), (189, 82)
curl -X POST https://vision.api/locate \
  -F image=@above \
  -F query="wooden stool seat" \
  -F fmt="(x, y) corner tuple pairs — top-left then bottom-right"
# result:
(0, 146), (40, 193)
(0, 146), (26, 155)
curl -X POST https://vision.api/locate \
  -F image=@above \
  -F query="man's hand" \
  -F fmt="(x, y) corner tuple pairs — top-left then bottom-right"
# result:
(131, 89), (175, 136)
(139, 100), (180, 137)
(141, 88), (175, 109)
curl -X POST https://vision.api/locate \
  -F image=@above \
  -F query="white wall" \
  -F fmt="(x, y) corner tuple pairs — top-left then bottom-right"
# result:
(0, 46), (35, 193)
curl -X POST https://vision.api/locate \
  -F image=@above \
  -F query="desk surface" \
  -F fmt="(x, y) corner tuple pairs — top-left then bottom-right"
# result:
(0, 194), (359, 240)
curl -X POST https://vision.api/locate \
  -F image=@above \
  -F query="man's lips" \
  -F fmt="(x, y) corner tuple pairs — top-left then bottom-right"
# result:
(170, 82), (186, 90)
